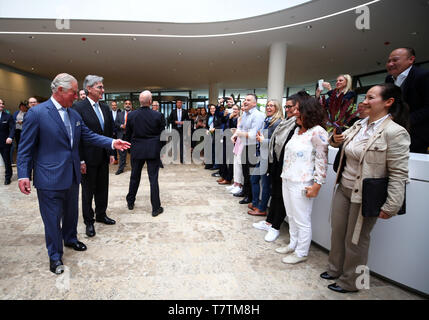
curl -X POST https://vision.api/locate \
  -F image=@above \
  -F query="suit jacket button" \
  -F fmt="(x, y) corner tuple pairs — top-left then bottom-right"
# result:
(355, 189), (359, 193)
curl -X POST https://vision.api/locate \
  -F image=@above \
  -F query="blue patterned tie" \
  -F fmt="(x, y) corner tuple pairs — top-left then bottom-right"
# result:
(61, 107), (73, 147)
(94, 102), (104, 130)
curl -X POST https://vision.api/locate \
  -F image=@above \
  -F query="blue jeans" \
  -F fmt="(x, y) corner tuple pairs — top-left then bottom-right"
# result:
(250, 164), (271, 211)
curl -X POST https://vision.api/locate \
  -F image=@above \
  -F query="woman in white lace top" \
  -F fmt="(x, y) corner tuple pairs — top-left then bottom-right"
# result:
(276, 97), (328, 264)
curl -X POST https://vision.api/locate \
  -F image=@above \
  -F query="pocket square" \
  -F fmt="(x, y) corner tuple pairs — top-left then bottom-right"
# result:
(76, 121), (81, 126)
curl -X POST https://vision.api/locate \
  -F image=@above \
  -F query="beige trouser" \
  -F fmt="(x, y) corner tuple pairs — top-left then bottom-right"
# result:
(327, 184), (378, 291)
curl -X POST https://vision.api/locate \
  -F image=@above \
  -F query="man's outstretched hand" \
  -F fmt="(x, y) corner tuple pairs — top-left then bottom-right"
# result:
(113, 139), (131, 151)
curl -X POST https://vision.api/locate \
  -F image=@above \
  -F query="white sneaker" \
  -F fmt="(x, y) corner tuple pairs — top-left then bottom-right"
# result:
(226, 185), (235, 191)
(275, 245), (295, 254)
(252, 220), (271, 231)
(264, 227), (280, 242)
(231, 187), (243, 194)
(282, 252), (308, 264)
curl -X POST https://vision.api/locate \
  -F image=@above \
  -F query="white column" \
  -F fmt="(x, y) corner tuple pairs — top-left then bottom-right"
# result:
(267, 42), (287, 104)
(209, 83), (219, 105)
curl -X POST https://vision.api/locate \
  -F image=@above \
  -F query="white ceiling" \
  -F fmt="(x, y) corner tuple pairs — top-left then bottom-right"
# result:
(0, 0), (428, 92)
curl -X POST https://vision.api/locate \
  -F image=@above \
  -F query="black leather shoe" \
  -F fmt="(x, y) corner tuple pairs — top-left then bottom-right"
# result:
(115, 170), (123, 175)
(64, 241), (87, 251)
(127, 202), (134, 210)
(86, 224), (96, 237)
(209, 167), (219, 170)
(320, 272), (338, 280)
(239, 197), (251, 204)
(328, 283), (357, 294)
(4, 179), (11, 185)
(49, 259), (64, 274)
(233, 192), (245, 197)
(152, 207), (164, 217)
(96, 216), (116, 225)
(211, 172), (220, 177)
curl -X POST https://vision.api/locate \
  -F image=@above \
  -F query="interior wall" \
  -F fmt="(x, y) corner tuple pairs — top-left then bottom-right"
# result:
(0, 64), (51, 113)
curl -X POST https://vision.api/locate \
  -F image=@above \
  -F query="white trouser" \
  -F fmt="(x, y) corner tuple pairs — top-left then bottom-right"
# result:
(282, 179), (314, 257)
(233, 153), (243, 185)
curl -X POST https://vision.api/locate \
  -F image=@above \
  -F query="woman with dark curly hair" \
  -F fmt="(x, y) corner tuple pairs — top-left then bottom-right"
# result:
(275, 97), (329, 264)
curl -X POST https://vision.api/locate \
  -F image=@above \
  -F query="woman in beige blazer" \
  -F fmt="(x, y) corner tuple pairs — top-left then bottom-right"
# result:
(321, 83), (410, 293)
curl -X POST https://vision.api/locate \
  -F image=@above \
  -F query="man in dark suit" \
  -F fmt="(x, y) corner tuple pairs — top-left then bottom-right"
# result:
(385, 47), (429, 153)
(125, 91), (165, 216)
(17, 73), (130, 274)
(0, 98), (15, 185)
(168, 100), (189, 163)
(72, 75), (116, 238)
(114, 100), (133, 175)
(151, 100), (166, 168)
(110, 100), (120, 164)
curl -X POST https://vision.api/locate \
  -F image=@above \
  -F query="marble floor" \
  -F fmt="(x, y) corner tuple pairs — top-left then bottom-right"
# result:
(0, 162), (423, 300)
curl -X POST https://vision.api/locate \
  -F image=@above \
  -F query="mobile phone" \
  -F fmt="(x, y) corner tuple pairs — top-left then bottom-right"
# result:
(228, 108), (233, 114)
(302, 189), (308, 197)
(335, 126), (343, 134)
(318, 79), (324, 91)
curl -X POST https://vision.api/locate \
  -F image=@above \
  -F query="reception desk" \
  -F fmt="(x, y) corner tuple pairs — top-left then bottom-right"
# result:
(312, 147), (429, 296)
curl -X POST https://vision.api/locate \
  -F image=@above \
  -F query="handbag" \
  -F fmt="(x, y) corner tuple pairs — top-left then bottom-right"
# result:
(361, 177), (406, 217)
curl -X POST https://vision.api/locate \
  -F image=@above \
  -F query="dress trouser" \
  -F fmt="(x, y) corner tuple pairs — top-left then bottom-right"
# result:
(282, 179), (314, 257)
(37, 183), (79, 261)
(117, 149), (127, 171)
(81, 162), (109, 225)
(0, 145), (12, 181)
(241, 145), (255, 200)
(126, 158), (161, 212)
(327, 184), (378, 291)
(233, 153), (243, 184)
(266, 162), (286, 230)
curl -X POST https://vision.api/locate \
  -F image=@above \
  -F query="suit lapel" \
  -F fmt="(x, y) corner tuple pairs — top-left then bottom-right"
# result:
(47, 102), (70, 145)
(359, 117), (392, 163)
(85, 98), (103, 132)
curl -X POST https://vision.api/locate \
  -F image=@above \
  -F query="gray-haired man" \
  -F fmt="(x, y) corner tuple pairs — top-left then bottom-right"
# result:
(72, 75), (116, 238)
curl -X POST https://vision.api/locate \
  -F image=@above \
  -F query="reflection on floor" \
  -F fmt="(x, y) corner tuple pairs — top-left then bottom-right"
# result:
(0, 163), (423, 300)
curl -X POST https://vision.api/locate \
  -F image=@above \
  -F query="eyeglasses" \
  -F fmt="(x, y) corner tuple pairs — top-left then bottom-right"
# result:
(284, 105), (293, 109)
(94, 85), (104, 90)
(266, 104), (275, 107)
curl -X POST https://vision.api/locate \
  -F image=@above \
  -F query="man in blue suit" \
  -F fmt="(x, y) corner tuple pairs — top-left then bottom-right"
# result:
(17, 73), (130, 275)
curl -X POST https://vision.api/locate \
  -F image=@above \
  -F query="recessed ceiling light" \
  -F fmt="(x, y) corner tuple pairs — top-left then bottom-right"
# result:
(95, 50), (100, 54)
(231, 40), (236, 44)
(12, 60), (15, 64)
(9, 49), (14, 53)
(29, 36), (35, 39)
(321, 45), (326, 49)
(306, 25), (312, 29)
(31, 67), (35, 70)
(411, 31), (418, 36)
(132, 37), (137, 40)
(178, 52), (183, 56)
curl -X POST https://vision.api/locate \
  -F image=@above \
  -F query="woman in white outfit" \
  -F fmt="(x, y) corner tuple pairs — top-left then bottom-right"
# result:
(276, 97), (329, 264)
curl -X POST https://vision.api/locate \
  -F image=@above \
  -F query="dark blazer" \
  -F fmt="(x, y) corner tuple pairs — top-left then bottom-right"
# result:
(205, 113), (223, 130)
(168, 108), (189, 130)
(111, 109), (121, 137)
(17, 99), (112, 190)
(72, 98), (114, 166)
(114, 109), (131, 140)
(0, 111), (15, 148)
(125, 106), (165, 160)
(386, 65), (429, 146)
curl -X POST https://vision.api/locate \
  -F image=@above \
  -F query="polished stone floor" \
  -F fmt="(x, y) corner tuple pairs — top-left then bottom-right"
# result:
(0, 162), (423, 300)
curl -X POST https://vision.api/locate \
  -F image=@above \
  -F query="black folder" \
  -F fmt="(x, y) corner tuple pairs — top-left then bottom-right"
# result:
(362, 177), (406, 217)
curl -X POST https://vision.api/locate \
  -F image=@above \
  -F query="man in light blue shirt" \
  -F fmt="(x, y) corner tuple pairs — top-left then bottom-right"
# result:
(232, 94), (265, 204)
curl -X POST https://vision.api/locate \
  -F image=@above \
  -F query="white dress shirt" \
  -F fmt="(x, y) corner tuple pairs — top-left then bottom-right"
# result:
(394, 66), (412, 87)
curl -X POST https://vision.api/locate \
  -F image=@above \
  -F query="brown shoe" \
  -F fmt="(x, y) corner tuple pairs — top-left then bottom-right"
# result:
(218, 180), (231, 185)
(114, 160), (118, 165)
(248, 208), (267, 216)
(216, 178), (225, 183)
(248, 203), (255, 210)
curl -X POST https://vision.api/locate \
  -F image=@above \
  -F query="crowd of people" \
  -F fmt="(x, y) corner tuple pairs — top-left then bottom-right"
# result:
(0, 47), (427, 294)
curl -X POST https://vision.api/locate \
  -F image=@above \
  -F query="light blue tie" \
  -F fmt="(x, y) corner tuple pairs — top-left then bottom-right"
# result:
(61, 107), (73, 147)
(94, 102), (104, 130)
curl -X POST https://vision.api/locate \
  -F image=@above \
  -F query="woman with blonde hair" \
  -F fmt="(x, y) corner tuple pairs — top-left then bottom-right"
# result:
(248, 99), (283, 218)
